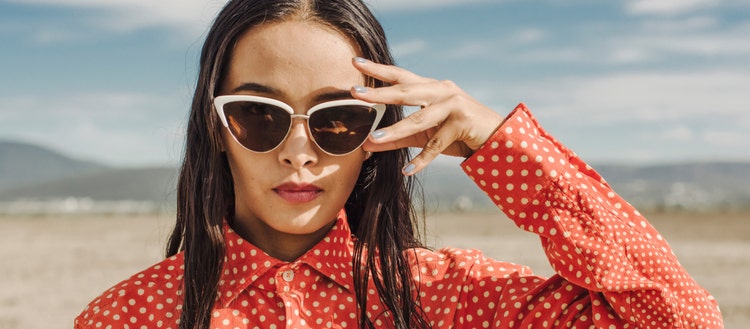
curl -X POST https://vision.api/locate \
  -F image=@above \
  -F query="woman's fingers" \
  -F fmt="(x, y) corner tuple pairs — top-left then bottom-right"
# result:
(362, 103), (474, 175)
(361, 105), (439, 153)
(352, 82), (439, 110)
(352, 57), (431, 85)
(352, 57), (505, 176)
(361, 131), (429, 154)
(402, 122), (465, 175)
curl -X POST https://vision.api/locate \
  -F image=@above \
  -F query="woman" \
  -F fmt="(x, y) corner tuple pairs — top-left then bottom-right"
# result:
(76, 0), (723, 328)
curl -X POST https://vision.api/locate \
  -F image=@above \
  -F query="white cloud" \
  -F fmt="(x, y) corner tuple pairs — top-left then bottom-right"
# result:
(639, 15), (718, 32)
(627, 29), (750, 58)
(464, 70), (750, 127)
(594, 16), (738, 63)
(530, 71), (750, 123)
(30, 28), (83, 45)
(519, 48), (587, 63)
(401, 12), (733, 67)
(513, 18), (750, 65)
(443, 41), (491, 59)
(626, 0), (720, 16)
(6, 0), (226, 36)
(661, 126), (695, 142)
(470, 72), (750, 163)
(608, 48), (652, 64)
(513, 28), (546, 44)
(6, 0), (498, 36)
(413, 14), (749, 66)
(461, 70), (750, 163)
(702, 130), (750, 147)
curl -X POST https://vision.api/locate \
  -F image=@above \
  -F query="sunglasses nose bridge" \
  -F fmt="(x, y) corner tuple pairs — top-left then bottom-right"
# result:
(286, 113), (316, 145)
(289, 114), (313, 136)
(287, 112), (340, 156)
(289, 113), (310, 121)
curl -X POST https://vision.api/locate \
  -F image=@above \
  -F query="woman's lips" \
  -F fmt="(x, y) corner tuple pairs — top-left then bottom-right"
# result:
(273, 183), (322, 203)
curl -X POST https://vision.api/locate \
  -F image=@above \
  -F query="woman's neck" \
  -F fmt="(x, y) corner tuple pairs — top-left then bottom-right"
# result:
(230, 217), (336, 262)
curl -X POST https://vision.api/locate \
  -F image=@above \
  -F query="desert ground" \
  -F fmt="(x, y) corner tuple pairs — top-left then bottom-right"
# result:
(1, 211), (747, 328)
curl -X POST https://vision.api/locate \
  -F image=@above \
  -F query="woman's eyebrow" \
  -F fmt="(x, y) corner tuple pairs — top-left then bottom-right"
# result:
(232, 83), (354, 102)
(313, 90), (355, 103)
(232, 82), (277, 94)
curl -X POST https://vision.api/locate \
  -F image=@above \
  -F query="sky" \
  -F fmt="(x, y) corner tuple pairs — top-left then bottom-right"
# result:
(1, 0), (749, 167)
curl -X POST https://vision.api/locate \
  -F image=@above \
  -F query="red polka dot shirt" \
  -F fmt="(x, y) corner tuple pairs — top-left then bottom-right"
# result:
(76, 104), (723, 329)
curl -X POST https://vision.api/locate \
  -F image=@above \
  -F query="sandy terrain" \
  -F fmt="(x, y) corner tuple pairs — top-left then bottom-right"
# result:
(1, 211), (747, 328)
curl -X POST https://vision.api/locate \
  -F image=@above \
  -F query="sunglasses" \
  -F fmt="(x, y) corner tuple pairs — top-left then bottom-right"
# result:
(214, 95), (386, 156)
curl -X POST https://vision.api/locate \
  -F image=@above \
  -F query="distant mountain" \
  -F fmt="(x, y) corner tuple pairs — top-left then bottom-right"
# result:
(0, 166), (178, 202)
(0, 140), (108, 189)
(419, 161), (750, 212)
(1, 140), (749, 213)
(596, 162), (750, 187)
(419, 164), (496, 211)
(594, 163), (750, 211)
(0, 140), (176, 208)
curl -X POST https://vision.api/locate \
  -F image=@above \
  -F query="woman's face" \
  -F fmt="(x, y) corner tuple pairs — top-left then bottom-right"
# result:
(218, 20), (367, 257)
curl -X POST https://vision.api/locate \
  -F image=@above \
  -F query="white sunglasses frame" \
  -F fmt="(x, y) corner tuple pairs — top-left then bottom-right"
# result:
(214, 95), (386, 156)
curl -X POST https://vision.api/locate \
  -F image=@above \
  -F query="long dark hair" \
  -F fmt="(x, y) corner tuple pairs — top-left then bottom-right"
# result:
(165, 0), (428, 328)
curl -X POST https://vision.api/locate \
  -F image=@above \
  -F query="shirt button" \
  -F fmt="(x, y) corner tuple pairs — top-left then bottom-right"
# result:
(282, 270), (294, 282)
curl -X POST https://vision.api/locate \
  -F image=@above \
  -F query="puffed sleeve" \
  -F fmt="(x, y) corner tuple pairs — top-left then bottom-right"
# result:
(455, 103), (723, 328)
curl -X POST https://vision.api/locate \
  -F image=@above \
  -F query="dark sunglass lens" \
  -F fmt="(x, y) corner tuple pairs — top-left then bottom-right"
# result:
(309, 105), (377, 154)
(223, 101), (290, 152)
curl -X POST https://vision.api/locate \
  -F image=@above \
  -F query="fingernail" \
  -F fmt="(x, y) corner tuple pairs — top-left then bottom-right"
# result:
(370, 129), (386, 139)
(354, 57), (367, 63)
(353, 85), (368, 93)
(403, 163), (416, 175)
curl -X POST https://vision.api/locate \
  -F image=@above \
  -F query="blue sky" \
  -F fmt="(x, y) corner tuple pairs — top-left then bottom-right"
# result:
(1, 0), (748, 167)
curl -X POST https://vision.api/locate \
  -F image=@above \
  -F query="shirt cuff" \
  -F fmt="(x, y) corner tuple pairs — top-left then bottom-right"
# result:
(460, 102), (569, 217)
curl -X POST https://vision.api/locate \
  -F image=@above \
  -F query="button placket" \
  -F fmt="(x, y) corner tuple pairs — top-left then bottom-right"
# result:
(275, 264), (297, 294)
(282, 270), (294, 282)
(274, 264), (300, 326)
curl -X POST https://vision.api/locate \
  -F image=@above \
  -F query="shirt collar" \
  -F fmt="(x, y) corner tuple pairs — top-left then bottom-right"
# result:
(218, 209), (355, 306)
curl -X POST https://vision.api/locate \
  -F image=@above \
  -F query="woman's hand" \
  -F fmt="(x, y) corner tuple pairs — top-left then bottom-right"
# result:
(350, 57), (505, 176)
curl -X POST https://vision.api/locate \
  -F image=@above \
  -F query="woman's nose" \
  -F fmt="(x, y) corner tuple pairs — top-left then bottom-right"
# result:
(277, 120), (318, 168)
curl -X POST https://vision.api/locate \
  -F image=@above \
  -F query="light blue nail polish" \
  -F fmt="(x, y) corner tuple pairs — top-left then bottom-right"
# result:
(353, 85), (368, 93)
(371, 129), (386, 139)
(403, 163), (416, 175)
(354, 57), (367, 63)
